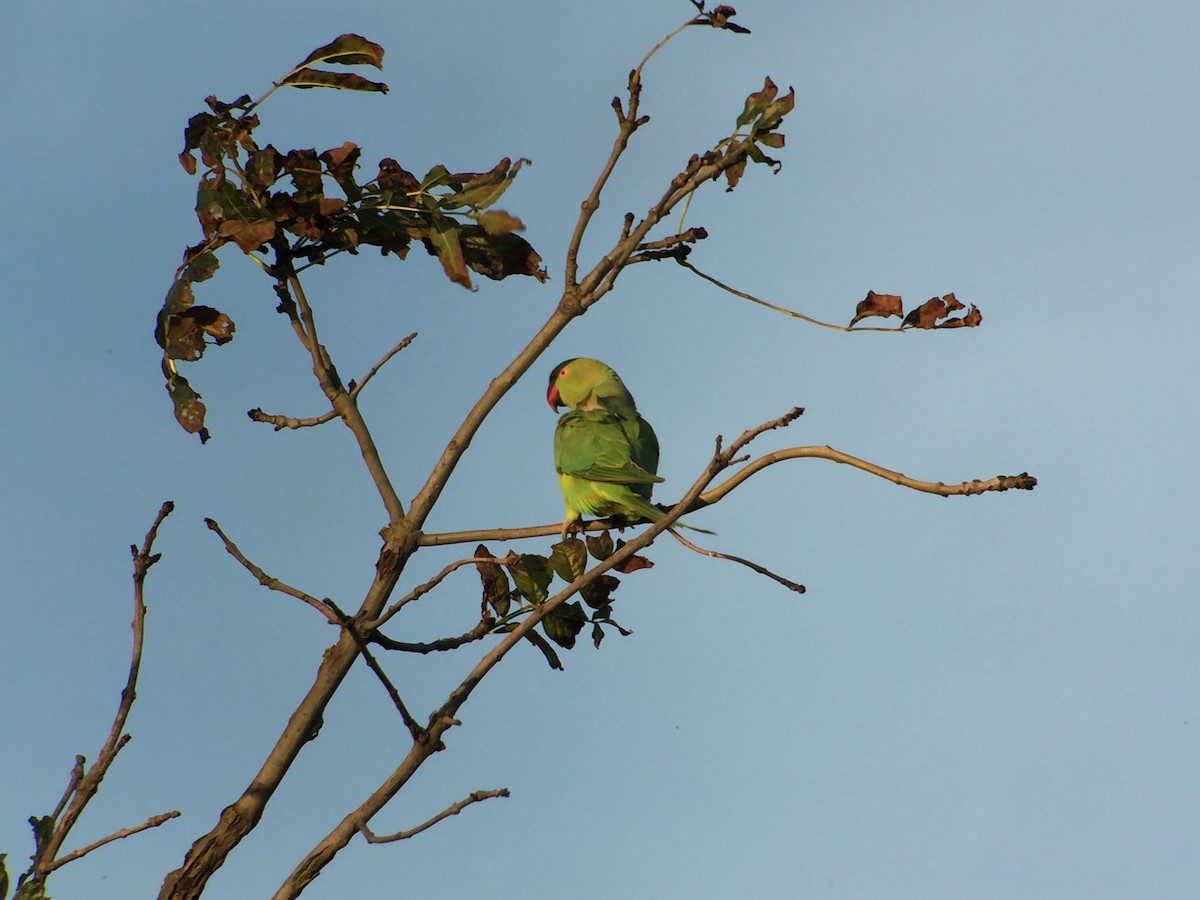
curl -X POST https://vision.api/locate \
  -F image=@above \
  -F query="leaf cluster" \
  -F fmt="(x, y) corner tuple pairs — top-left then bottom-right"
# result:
(475, 533), (650, 665)
(850, 290), (983, 329)
(157, 35), (547, 441)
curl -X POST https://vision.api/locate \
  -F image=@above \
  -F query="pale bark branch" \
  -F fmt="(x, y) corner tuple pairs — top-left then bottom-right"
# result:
(325, 599), (423, 742)
(669, 528), (805, 593)
(369, 618), (494, 655)
(417, 434), (1036, 548)
(49, 812), (182, 871)
(358, 790), (510, 844)
(20, 503), (177, 895)
(205, 518), (338, 622)
(696, 446), (1038, 508)
(246, 332), (418, 431)
(286, 270), (406, 525)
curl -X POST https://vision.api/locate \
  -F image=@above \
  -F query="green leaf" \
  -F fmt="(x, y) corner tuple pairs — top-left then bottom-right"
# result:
(542, 600), (586, 649)
(427, 216), (472, 288)
(297, 34), (386, 70)
(548, 538), (587, 582)
(736, 77), (779, 129)
(281, 68), (388, 93)
(474, 545), (511, 618)
(592, 622), (605, 649)
(443, 157), (529, 211)
(510, 554), (553, 604)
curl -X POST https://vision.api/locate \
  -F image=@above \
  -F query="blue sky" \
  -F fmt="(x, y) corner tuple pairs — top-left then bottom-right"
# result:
(3, 1), (1198, 897)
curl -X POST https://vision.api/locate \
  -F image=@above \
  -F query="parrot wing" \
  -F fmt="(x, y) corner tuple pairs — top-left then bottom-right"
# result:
(554, 409), (664, 486)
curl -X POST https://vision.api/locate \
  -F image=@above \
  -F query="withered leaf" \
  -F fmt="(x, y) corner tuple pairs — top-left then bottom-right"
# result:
(902, 296), (948, 329)
(217, 217), (277, 252)
(937, 303), (983, 328)
(281, 67), (388, 94)
(615, 554), (654, 574)
(166, 373), (210, 443)
(580, 574), (621, 610)
(297, 34), (386, 70)
(475, 209), (525, 236)
(460, 226), (548, 282)
(542, 600), (587, 649)
(320, 142), (361, 185)
(283, 149), (324, 198)
(586, 531), (615, 561)
(474, 545), (511, 618)
(375, 159), (420, 192)
(850, 290), (904, 326)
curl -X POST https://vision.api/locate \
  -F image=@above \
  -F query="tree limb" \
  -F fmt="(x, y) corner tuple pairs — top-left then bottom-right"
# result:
(18, 503), (178, 896)
(205, 518), (338, 623)
(271, 410), (783, 897)
(358, 790), (510, 844)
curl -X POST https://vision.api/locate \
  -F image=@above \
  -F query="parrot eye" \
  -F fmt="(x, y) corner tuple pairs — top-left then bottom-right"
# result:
(559, 367), (569, 377)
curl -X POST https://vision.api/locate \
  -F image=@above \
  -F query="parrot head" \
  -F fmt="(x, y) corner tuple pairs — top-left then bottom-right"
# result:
(546, 357), (622, 411)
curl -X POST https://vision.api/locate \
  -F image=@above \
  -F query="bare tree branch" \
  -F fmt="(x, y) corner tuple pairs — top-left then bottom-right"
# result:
(18, 502), (178, 896)
(696, 446), (1038, 508)
(49, 812), (182, 872)
(668, 528), (805, 593)
(358, 790), (510, 844)
(325, 600), (424, 742)
(348, 332), (418, 396)
(246, 332), (418, 431)
(369, 619), (494, 655)
(284, 269), (406, 525)
(271, 409), (786, 897)
(205, 518), (338, 622)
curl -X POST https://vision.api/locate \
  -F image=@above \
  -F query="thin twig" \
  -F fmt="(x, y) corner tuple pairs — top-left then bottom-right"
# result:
(325, 600), (424, 742)
(205, 519), (338, 623)
(676, 258), (903, 333)
(247, 408), (337, 430)
(369, 619), (494, 654)
(25, 502), (176, 887)
(359, 790), (510, 843)
(49, 812), (182, 871)
(696, 447), (1038, 508)
(349, 332), (418, 397)
(669, 528), (805, 593)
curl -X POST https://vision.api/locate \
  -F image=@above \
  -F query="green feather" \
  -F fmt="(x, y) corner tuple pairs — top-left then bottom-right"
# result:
(548, 358), (710, 537)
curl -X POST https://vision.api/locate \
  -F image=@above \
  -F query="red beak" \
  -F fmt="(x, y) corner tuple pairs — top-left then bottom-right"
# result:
(547, 382), (562, 410)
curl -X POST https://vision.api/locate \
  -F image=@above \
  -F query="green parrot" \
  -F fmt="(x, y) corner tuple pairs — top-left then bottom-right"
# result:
(546, 357), (678, 540)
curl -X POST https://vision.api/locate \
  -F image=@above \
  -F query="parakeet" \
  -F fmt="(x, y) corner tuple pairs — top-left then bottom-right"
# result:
(546, 357), (673, 540)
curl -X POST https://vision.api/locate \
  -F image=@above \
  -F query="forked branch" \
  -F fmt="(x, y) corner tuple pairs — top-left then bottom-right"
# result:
(15, 503), (179, 896)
